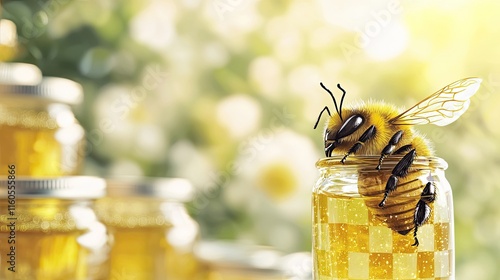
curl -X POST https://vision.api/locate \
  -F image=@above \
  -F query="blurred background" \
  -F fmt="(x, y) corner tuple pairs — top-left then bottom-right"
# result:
(1, 0), (499, 279)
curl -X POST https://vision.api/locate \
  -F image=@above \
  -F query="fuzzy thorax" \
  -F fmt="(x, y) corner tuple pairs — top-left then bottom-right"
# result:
(324, 102), (433, 157)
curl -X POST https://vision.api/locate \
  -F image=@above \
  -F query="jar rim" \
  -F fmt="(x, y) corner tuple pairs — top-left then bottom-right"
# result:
(0, 77), (83, 105)
(194, 241), (311, 277)
(0, 62), (42, 85)
(316, 155), (448, 171)
(105, 176), (194, 202)
(0, 176), (105, 199)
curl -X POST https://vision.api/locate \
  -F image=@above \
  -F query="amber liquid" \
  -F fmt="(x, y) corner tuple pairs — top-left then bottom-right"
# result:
(0, 200), (108, 280)
(312, 190), (454, 279)
(96, 198), (200, 280)
(0, 231), (88, 280)
(0, 45), (17, 61)
(204, 269), (286, 280)
(0, 105), (84, 176)
(106, 225), (199, 280)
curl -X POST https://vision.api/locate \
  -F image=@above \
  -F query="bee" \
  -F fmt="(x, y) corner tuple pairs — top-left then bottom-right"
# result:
(314, 78), (482, 246)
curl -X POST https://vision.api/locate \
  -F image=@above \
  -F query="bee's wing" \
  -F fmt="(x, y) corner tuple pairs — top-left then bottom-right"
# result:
(390, 78), (482, 126)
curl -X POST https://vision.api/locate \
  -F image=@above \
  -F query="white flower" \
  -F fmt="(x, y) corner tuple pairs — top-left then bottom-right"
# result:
(130, 0), (177, 51)
(222, 129), (320, 251)
(231, 129), (320, 221)
(93, 84), (168, 162)
(216, 94), (262, 139)
(248, 56), (283, 100)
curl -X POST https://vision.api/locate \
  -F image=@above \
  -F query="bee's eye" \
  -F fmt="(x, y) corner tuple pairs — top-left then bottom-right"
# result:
(335, 114), (364, 139)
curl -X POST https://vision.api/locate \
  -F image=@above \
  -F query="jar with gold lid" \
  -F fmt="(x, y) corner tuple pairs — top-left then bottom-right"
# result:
(0, 77), (85, 176)
(0, 176), (110, 280)
(94, 177), (200, 280)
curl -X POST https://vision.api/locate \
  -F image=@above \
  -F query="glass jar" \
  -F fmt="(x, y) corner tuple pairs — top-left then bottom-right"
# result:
(0, 77), (85, 176)
(0, 176), (109, 280)
(0, 19), (18, 61)
(312, 156), (454, 280)
(95, 177), (200, 280)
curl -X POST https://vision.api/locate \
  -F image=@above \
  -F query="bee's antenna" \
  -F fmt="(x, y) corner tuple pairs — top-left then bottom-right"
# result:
(320, 82), (341, 118)
(314, 106), (331, 129)
(337, 84), (346, 121)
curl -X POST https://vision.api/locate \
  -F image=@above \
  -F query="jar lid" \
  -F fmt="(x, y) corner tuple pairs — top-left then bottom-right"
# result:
(316, 155), (448, 171)
(195, 241), (284, 276)
(0, 77), (83, 104)
(105, 177), (194, 202)
(0, 19), (17, 47)
(0, 62), (42, 85)
(0, 176), (106, 199)
(194, 241), (312, 279)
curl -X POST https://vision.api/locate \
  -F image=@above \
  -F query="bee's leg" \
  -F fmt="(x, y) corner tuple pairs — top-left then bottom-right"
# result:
(393, 144), (413, 155)
(411, 182), (436, 246)
(340, 125), (376, 163)
(378, 149), (416, 207)
(376, 130), (403, 170)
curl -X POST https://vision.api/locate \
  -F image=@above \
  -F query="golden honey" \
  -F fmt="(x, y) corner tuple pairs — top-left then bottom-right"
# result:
(0, 105), (84, 176)
(95, 178), (200, 280)
(0, 78), (84, 176)
(0, 177), (109, 280)
(313, 156), (454, 280)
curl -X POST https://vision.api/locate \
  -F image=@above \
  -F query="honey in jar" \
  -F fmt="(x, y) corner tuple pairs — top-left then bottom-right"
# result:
(0, 176), (110, 280)
(312, 156), (454, 279)
(95, 177), (200, 280)
(0, 77), (85, 176)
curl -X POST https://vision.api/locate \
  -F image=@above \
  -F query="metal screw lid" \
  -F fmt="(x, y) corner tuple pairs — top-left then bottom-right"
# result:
(105, 177), (194, 202)
(195, 242), (313, 279)
(195, 241), (284, 275)
(0, 62), (42, 85)
(0, 176), (106, 199)
(0, 77), (83, 104)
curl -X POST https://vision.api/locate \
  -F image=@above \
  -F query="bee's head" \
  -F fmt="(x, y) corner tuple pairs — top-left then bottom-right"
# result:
(314, 83), (365, 157)
(324, 114), (364, 157)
